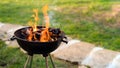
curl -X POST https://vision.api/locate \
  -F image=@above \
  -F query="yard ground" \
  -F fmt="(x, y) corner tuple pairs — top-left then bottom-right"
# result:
(0, 0), (120, 51)
(0, 0), (120, 68)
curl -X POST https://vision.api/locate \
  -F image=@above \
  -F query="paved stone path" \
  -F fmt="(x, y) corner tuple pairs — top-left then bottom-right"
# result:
(0, 22), (24, 47)
(0, 22), (120, 68)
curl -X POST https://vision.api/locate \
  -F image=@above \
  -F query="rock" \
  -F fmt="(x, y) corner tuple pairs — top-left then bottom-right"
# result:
(81, 49), (119, 68)
(107, 54), (120, 68)
(0, 22), (5, 28)
(52, 39), (120, 68)
(0, 23), (23, 39)
(0, 23), (24, 48)
(81, 47), (104, 67)
(0, 32), (5, 40)
(51, 40), (95, 63)
(0, 23), (22, 32)
(78, 65), (88, 68)
(6, 40), (19, 48)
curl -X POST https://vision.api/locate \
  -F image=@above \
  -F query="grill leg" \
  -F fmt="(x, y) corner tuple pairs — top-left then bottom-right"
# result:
(49, 54), (55, 68)
(24, 55), (33, 68)
(45, 57), (49, 68)
(29, 56), (33, 68)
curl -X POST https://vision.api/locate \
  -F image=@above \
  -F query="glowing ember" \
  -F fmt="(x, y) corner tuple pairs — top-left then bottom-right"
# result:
(27, 28), (33, 41)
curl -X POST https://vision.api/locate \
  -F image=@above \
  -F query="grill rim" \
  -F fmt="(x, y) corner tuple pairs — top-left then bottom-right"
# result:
(14, 26), (61, 43)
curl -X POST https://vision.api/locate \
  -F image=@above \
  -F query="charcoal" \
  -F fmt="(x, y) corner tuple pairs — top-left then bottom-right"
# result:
(20, 26), (67, 42)
(21, 29), (28, 39)
(35, 32), (41, 40)
(50, 28), (61, 35)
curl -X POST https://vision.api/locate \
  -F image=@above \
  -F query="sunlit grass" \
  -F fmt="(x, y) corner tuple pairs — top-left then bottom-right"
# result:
(1, 0), (120, 51)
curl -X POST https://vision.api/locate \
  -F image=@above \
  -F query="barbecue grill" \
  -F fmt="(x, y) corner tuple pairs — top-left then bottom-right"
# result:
(10, 26), (67, 68)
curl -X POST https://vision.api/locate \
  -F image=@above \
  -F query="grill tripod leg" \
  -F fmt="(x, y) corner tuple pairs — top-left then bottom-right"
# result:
(45, 57), (49, 68)
(49, 54), (55, 68)
(24, 55), (33, 68)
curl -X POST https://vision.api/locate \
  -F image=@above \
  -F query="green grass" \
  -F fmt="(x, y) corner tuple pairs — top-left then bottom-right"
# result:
(0, 0), (120, 51)
(0, 40), (77, 68)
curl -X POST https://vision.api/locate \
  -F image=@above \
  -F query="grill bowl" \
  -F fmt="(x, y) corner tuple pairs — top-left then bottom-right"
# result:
(14, 26), (62, 56)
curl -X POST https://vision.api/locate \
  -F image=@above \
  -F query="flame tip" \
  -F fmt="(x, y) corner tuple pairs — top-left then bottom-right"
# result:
(27, 5), (51, 42)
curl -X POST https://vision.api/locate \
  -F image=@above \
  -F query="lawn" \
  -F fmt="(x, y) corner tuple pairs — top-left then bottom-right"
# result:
(1, 0), (120, 67)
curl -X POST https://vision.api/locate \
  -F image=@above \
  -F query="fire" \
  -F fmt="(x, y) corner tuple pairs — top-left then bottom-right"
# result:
(28, 9), (39, 32)
(32, 9), (39, 32)
(27, 5), (51, 42)
(27, 28), (33, 41)
(40, 28), (51, 42)
(27, 9), (39, 41)
(40, 5), (51, 42)
(42, 5), (49, 28)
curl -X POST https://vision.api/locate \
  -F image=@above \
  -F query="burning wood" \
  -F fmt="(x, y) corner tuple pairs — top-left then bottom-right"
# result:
(21, 27), (66, 42)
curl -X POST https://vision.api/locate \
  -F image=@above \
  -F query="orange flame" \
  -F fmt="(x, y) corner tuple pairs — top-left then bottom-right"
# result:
(40, 28), (51, 42)
(42, 4), (49, 28)
(27, 5), (51, 42)
(33, 9), (39, 22)
(31, 9), (39, 32)
(27, 28), (33, 41)
(27, 9), (39, 41)
(40, 5), (51, 42)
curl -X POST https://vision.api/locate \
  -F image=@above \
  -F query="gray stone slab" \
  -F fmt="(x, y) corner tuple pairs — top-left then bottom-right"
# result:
(6, 40), (19, 48)
(78, 65), (88, 68)
(51, 40), (95, 63)
(0, 23), (23, 48)
(52, 39), (120, 68)
(81, 49), (120, 68)
(0, 23), (22, 32)
(0, 22), (5, 28)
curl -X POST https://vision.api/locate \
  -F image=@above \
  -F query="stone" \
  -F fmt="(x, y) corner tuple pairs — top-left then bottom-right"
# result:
(78, 65), (88, 68)
(0, 22), (5, 28)
(52, 39), (120, 68)
(107, 54), (120, 68)
(0, 23), (23, 48)
(51, 40), (95, 63)
(6, 40), (19, 48)
(81, 49), (120, 68)
(0, 23), (22, 32)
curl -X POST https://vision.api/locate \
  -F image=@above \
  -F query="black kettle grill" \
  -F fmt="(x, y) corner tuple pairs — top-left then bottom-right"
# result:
(11, 26), (67, 68)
